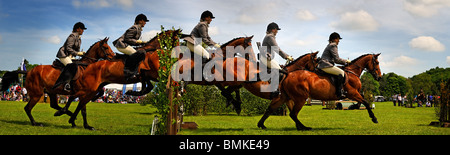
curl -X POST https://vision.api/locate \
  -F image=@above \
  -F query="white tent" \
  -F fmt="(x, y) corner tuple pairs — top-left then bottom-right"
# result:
(104, 83), (142, 91)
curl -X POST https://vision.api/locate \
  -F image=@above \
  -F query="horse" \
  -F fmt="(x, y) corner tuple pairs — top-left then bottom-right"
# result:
(61, 30), (182, 130)
(215, 51), (319, 115)
(0, 38), (116, 127)
(51, 30), (182, 118)
(257, 53), (382, 130)
(240, 51), (319, 100)
(173, 36), (260, 114)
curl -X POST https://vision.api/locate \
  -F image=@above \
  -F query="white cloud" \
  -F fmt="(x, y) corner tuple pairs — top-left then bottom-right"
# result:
(141, 30), (159, 41)
(72, 0), (133, 9)
(409, 36), (445, 52)
(446, 56), (450, 65)
(295, 10), (316, 21)
(233, 2), (285, 25)
(330, 10), (379, 32)
(117, 0), (133, 8)
(380, 55), (418, 67)
(403, 0), (450, 18)
(41, 35), (61, 44)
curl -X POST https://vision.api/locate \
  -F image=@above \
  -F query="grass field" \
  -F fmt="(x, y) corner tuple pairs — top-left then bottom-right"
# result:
(0, 101), (448, 135)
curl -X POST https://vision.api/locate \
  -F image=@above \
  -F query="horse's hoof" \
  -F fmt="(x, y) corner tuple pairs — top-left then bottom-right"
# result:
(84, 126), (95, 131)
(372, 118), (378, 123)
(298, 127), (312, 131)
(257, 124), (267, 130)
(32, 123), (44, 127)
(54, 110), (64, 117)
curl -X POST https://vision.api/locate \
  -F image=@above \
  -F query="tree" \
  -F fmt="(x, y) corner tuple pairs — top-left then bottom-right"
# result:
(410, 73), (433, 95)
(361, 71), (380, 95)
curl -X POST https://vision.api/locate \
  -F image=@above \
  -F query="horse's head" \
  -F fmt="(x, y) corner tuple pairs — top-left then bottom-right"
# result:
(284, 51), (318, 72)
(83, 37), (115, 62)
(220, 36), (256, 62)
(367, 53), (382, 81)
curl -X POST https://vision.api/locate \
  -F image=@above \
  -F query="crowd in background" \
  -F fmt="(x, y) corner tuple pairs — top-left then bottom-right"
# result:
(1, 84), (142, 104)
(1, 84), (27, 102)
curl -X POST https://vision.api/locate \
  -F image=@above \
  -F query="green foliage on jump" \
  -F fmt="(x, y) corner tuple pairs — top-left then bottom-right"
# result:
(149, 26), (180, 135)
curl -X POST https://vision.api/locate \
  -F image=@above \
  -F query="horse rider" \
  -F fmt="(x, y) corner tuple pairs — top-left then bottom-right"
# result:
(260, 22), (294, 97)
(113, 13), (149, 80)
(183, 10), (221, 62)
(52, 22), (86, 92)
(317, 32), (351, 98)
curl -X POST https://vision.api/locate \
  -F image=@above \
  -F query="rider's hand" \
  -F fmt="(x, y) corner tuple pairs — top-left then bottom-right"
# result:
(136, 40), (143, 44)
(287, 56), (294, 62)
(77, 52), (85, 56)
(346, 59), (351, 64)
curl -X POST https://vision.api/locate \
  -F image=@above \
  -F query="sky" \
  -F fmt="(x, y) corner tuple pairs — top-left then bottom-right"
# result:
(0, 0), (449, 78)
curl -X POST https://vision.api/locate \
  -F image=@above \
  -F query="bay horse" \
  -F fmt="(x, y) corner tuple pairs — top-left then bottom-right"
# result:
(217, 51), (319, 114)
(173, 36), (260, 114)
(52, 30), (182, 117)
(0, 38), (116, 127)
(62, 30), (182, 130)
(239, 51), (319, 100)
(258, 53), (382, 130)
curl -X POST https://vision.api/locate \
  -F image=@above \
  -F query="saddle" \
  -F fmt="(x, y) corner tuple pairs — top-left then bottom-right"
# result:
(314, 69), (348, 87)
(51, 59), (87, 81)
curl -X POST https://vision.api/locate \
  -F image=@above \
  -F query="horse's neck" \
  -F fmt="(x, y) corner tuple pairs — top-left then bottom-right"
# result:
(79, 51), (97, 64)
(345, 57), (370, 77)
(284, 56), (312, 72)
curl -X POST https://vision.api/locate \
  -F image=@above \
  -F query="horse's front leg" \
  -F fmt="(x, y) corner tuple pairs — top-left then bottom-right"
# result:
(54, 96), (75, 117)
(81, 104), (94, 130)
(347, 88), (378, 123)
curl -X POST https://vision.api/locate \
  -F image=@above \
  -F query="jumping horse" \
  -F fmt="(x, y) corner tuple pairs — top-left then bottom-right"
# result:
(62, 30), (182, 130)
(173, 36), (261, 114)
(258, 53), (382, 130)
(0, 38), (116, 127)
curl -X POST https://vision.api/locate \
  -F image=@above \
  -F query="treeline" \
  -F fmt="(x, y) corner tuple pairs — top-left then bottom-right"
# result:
(142, 84), (273, 116)
(361, 67), (450, 101)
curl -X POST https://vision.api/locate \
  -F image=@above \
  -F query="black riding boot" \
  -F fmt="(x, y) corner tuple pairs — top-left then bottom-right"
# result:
(270, 68), (288, 99)
(124, 50), (146, 81)
(335, 75), (345, 99)
(52, 63), (78, 92)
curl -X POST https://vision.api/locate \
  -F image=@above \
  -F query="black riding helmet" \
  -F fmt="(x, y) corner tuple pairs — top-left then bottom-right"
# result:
(135, 14), (149, 23)
(200, 10), (215, 20)
(73, 22), (87, 32)
(266, 22), (281, 32)
(328, 32), (343, 41)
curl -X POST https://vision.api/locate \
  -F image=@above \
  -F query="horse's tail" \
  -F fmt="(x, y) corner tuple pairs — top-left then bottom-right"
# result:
(1, 70), (27, 91)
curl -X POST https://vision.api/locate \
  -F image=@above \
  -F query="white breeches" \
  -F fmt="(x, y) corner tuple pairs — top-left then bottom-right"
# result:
(321, 66), (345, 77)
(187, 42), (210, 59)
(59, 55), (75, 66)
(260, 57), (282, 70)
(116, 46), (136, 55)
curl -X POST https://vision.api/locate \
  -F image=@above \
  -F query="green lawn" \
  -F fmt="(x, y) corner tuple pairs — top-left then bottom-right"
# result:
(0, 101), (448, 135)
(0, 101), (156, 135)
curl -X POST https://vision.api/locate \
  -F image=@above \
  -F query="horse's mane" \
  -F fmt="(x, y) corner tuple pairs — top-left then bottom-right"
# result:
(349, 54), (373, 65)
(220, 37), (246, 48)
(285, 53), (312, 67)
(85, 39), (103, 53)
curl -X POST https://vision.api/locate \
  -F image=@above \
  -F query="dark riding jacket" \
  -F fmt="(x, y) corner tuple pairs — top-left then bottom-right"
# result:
(261, 33), (289, 60)
(57, 32), (81, 58)
(317, 42), (347, 69)
(113, 24), (142, 48)
(183, 21), (216, 46)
